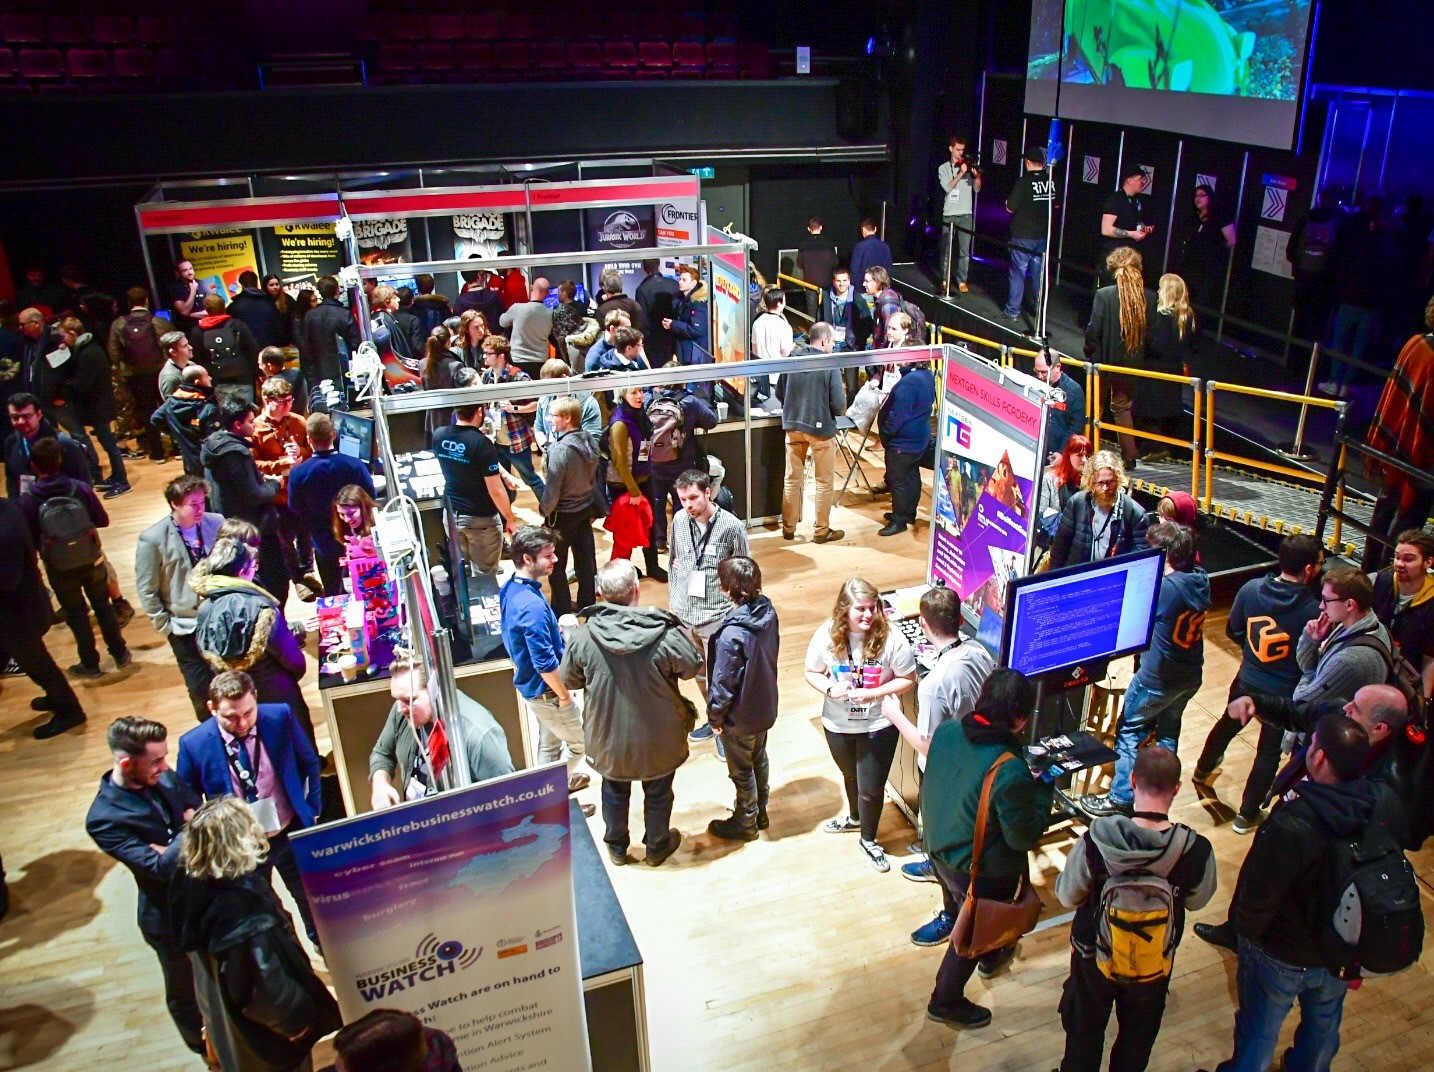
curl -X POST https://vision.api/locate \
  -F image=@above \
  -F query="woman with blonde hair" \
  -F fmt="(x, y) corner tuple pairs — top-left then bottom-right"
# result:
(804, 577), (917, 871)
(170, 796), (340, 1072)
(1142, 273), (1197, 453)
(1084, 246), (1155, 467)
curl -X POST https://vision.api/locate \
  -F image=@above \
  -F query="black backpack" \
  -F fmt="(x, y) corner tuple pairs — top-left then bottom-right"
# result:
(1341, 633), (1427, 732)
(121, 316), (163, 370)
(202, 324), (246, 381)
(1295, 217), (1338, 276)
(38, 491), (102, 573)
(1316, 785), (1424, 978)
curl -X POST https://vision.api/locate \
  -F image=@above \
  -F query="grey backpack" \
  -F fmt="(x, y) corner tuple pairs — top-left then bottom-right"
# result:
(38, 493), (102, 572)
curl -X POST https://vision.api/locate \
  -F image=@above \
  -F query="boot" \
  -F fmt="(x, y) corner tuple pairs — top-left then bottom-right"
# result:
(643, 546), (668, 584)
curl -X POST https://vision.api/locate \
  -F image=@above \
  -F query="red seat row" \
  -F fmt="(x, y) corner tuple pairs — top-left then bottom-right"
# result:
(0, 46), (186, 84)
(0, 14), (180, 46)
(376, 39), (768, 77)
(357, 11), (736, 44)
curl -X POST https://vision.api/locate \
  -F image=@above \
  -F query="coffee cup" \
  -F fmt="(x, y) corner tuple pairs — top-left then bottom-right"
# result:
(717, 401), (730, 422)
(337, 654), (359, 682)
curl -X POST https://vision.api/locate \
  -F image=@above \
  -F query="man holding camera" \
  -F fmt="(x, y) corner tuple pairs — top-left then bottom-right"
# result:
(937, 136), (981, 296)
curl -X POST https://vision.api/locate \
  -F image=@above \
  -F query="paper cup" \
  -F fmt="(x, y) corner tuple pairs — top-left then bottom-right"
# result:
(337, 654), (359, 682)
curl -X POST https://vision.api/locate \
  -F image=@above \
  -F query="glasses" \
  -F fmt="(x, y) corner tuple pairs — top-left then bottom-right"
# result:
(1319, 595), (1347, 605)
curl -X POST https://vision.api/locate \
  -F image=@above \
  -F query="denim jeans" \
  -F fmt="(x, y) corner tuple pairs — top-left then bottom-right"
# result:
(601, 772), (676, 855)
(1216, 937), (1348, 1072)
(498, 445), (547, 500)
(1326, 304), (1379, 387)
(1109, 675), (1199, 805)
(1004, 237), (1047, 317)
(524, 691), (586, 779)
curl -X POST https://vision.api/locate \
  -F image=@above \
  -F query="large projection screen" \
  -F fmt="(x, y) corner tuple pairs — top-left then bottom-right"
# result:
(1024, 0), (1315, 150)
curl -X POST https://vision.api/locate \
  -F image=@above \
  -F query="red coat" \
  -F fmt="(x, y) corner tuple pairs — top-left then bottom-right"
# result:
(603, 492), (654, 549)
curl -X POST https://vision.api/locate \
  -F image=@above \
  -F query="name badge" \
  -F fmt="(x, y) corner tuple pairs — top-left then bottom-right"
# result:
(687, 571), (707, 600)
(405, 776), (429, 802)
(19, 473), (35, 495)
(832, 326), (847, 343)
(247, 796), (282, 835)
(881, 370), (901, 393)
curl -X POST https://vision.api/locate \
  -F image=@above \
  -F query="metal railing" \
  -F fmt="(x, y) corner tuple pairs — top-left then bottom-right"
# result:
(774, 272), (820, 325)
(936, 324), (1042, 366)
(1203, 382), (1347, 514)
(1316, 431), (1434, 561)
(1090, 364), (1204, 497)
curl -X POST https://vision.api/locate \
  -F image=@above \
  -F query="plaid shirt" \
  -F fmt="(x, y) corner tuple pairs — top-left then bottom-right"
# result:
(482, 364), (536, 453)
(1366, 332), (1434, 510)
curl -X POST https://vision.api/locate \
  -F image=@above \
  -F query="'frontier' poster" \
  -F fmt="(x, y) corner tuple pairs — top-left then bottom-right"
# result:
(291, 764), (591, 1071)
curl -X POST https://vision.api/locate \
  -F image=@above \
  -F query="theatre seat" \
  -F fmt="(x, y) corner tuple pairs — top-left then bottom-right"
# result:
(530, 40), (567, 77)
(567, 41), (602, 77)
(113, 47), (156, 81)
(92, 16), (135, 46)
(47, 15), (90, 46)
(377, 43), (417, 72)
(463, 14), (500, 41)
(638, 40), (671, 70)
(492, 41), (529, 79)
(18, 48), (64, 82)
(66, 49), (112, 81)
(604, 41), (638, 70)
(0, 15), (44, 45)
(454, 41), (492, 80)
(136, 15), (179, 46)
(427, 14), (463, 41)
(418, 42), (452, 74)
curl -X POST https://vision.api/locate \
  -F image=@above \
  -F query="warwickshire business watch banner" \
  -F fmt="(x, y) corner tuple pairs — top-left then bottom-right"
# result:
(291, 764), (590, 1071)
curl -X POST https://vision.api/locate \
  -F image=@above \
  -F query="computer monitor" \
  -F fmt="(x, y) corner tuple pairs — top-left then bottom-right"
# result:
(332, 410), (374, 464)
(1000, 547), (1165, 679)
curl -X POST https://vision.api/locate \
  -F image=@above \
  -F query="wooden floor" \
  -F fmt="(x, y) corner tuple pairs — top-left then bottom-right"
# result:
(2, 454), (1432, 1072)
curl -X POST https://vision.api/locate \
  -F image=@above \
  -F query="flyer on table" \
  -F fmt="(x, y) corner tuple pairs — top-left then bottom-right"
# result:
(292, 763), (591, 1072)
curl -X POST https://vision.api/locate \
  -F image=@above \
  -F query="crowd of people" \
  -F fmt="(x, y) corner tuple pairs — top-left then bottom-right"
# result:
(3, 221), (1432, 1072)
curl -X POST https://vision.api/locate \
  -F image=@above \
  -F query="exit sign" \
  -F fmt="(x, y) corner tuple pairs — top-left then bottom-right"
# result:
(688, 167), (715, 180)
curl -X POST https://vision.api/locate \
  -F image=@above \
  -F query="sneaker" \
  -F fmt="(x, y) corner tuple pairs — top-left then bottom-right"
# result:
(756, 807), (770, 831)
(1232, 811), (1264, 835)
(1194, 920), (1237, 951)
(32, 710), (86, 739)
(607, 845), (628, 867)
(715, 733), (726, 761)
(1079, 793), (1133, 818)
(103, 481), (132, 499)
(707, 815), (758, 842)
(813, 528), (845, 544)
(878, 521), (908, 537)
(688, 723), (715, 743)
(1316, 381), (1338, 396)
(1, 658), (22, 676)
(68, 663), (103, 679)
(976, 945), (1017, 978)
(926, 999), (991, 1029)
(112, 599), (135, 628)
(645, 829), (682, 867)
(94, 479), (113, 491)
(958, 283), (970, 293)
(911, 909), (955, 946)
(113, 648), (133, 670)
(901, 859), (938, 883)
(859, 838), (890, 872)
(822, 815), (860, 834)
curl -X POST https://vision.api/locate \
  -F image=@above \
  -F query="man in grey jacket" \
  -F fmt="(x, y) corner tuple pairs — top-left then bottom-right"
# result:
(539, 397), (600, 617)
(499, 277), (555, 375)
(369, 655), (514, 811)
(560, 560), (703, 867)
(937, 135), (982, 295)
(1293, 566), (1394, 709)
(776, 322), (846, 544)
(134, 474), (224, 720)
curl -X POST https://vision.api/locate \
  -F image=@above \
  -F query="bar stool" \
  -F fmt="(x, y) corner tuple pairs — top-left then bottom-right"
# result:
(1072, 655), (1135, 800)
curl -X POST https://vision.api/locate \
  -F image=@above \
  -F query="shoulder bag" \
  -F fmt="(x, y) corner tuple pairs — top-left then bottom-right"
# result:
(949, 752), (1043, 958)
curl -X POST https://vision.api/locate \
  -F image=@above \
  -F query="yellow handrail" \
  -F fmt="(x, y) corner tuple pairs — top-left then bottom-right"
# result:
(936, 325), (1044, 364)
(1090, 363), (1202, 498)
(775, 272), (823, 294)
(1203, 381), (1346, 513)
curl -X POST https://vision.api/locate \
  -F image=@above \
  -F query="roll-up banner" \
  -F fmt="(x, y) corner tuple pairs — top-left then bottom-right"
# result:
(929, 353), (1048, 642)
(291, 764), (591, 1072)
(262, 224), (343, 291)
(706, 223), (747, 392)
(584, 204), (656, 298)
(179, 230), (260, 300)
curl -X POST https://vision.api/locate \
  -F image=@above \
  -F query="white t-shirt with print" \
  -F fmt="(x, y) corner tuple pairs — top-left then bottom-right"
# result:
(805, 621), (916, 734)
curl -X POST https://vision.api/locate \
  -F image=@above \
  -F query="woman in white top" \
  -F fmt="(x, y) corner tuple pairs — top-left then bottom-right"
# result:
(804, 577), (917, 871)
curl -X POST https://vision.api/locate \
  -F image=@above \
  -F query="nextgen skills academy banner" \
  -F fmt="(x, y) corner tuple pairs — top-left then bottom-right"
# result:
(291, 763), (591, 1071)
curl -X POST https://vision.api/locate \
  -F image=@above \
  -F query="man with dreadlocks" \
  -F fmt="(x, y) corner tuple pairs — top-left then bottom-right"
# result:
(1084, 246), (1153, 470)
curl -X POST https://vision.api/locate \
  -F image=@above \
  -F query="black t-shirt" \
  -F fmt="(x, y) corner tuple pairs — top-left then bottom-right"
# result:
(164, 279), (208, 329)
(432, 424), (501, 517)
(1101, 191), (1151, 255)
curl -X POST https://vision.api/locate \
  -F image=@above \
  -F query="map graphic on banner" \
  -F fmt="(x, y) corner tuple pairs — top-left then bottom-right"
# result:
(269, 224), (342, 289)
(180, 230), (258, 300)
(291, 764), (591, 1072)
(929, 356), (1045, 630)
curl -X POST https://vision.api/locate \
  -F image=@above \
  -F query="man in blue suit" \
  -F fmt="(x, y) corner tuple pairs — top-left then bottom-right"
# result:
(176, 669), (322, 943)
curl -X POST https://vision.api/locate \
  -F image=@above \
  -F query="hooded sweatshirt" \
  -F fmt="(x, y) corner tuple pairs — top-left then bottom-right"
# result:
(1228, 573), (1322, 695)
(921, 712), (1055, 881)
(558, 602), (703, 781)
(200, 429), (277, 525)
(1058, 814), (1216, 958)
(539, 427), (599, 517)
(1293, 609), (1394, 707)
(706, 595), (780, 735)
(152, 384), (220, 473)
(1233, 776), (1385, 967)
(1135, 566), (1211, 690)
(1371, 569), (1434, 674)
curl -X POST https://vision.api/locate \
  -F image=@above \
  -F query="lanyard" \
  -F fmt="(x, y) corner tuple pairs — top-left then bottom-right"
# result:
(136, 786), (176, 840)
(688, 512), (717, 564)
(223, 733), (262, 804)
(411, 725), (433, 788)
(1092, 496), (1121, 557)
(176, 522), (206, 565)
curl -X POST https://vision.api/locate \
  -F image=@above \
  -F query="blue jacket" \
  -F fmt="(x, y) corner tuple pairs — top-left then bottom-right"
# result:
(879, 366), (936, 453)
(500, 575), (563, 700)
(670, 283), (711, 365)
(848, 235), (894, 290)
(287, 448), (376, 559)
(585, 335), (615, 373)
(1042, 371), (1087, 458)
(707, 595), (780, 735)
(175, 704), (323, 828)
